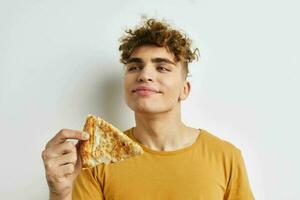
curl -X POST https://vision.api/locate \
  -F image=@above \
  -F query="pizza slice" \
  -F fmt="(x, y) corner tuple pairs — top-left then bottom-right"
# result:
(79, 114), (144, 169)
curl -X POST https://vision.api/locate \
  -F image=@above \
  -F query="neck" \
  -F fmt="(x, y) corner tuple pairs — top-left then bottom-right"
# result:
(132, 104), (199, 151)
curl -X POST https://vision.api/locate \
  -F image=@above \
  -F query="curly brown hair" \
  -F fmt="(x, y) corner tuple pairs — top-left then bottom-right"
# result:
(118, 18), (199, 78)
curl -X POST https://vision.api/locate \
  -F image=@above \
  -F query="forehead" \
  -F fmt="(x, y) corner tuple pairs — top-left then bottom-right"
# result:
(129, 45), (176, 62)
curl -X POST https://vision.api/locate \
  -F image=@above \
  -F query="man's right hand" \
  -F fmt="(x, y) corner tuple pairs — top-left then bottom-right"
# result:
(41, 129), (89, 200)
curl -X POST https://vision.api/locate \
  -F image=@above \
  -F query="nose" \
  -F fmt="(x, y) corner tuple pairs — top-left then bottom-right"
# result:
(137, 67), (153, 82)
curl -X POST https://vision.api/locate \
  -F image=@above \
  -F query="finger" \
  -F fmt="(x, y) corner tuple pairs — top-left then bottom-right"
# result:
(49, 164), (75, 181)
(44, 152), (77, 171)
(46, 129), (89, 148)
(75, 140), (83, 153)
(74, 151), (83, 174)
(44, 154), (77, 173)
(56, 152), (78, 166)
(42, 141), (76, 160)
(59, 164), (75, 177)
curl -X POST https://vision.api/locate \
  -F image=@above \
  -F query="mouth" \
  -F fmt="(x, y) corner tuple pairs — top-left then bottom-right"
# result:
(132, 86), (161, 93)
(132, 89), (160, 93)
(131, 87), (161, 96)
(134, 90), (159, 96)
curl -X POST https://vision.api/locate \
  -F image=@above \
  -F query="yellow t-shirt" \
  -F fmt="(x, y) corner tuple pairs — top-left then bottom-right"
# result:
(72, 128), (254, 200)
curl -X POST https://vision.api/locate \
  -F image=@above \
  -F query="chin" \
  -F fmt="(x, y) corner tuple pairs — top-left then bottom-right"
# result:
(131, 105), (173, 115)
(125, 99), (176, 114)
(131, 106), (157, 114)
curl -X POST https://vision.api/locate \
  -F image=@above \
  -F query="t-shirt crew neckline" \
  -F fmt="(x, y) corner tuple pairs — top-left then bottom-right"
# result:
(128, 127), (203, 156)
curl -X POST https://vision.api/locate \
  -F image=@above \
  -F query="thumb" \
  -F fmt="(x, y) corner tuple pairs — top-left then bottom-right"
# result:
(74, 143), (83, 174)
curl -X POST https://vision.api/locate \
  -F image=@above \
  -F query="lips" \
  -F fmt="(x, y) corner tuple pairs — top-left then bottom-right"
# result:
(132, 86), (160, 93)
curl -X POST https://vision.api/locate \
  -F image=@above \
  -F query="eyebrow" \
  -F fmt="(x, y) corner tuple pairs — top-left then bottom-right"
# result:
(126, 57), (176, 66)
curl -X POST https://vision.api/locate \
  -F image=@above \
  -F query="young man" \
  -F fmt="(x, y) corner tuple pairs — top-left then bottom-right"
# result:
(42, 18), (254, 200)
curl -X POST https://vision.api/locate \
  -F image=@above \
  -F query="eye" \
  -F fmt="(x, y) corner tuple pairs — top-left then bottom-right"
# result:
(157, 65), (170, 72)
(128, 66), (142, 71)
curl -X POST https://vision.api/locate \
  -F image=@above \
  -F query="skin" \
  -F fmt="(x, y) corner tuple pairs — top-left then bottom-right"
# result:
(42, 44), (200, 200)
(123, 45), (200, 151)
(41, 129), (89, 200)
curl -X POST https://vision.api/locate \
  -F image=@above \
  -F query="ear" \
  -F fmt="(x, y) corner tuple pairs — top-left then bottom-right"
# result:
(178, 80), (191, 101)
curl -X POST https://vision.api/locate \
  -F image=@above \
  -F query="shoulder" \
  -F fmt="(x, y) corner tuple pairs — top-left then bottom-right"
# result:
(199, 129), (242, 156)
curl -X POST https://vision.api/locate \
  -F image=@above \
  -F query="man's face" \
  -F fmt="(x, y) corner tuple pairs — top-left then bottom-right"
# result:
(123, 45), (190, 114)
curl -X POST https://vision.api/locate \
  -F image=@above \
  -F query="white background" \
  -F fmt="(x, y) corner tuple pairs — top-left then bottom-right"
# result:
(1, 0), (299, 199)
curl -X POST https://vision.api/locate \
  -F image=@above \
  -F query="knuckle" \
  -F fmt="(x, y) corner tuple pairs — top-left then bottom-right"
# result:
(60, 129), (68, 136)
(59, 128), (71, 137)
(45, 168), (55, 178)
(44, 160), (53, 170)
(41, 150), (48, 161)
(60, 128), (67, 133)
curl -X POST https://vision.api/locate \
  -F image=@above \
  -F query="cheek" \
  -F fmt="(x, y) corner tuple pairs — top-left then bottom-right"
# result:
(162, 79), (182, 95)
(123, 76), (130, 100)
(123, 74), (137, 103)
(123, 74), (132, 91)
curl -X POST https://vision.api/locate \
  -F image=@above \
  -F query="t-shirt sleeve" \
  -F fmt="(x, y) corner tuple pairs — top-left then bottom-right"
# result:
(224, 149), (255, 200)
(72, 167), (104, 200)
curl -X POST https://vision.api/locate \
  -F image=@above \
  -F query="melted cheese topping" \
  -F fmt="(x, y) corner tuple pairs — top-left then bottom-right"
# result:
(80, 114), (144, 168)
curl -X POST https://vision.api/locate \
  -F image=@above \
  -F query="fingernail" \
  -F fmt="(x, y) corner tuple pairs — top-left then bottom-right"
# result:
(82, 132), (89, 140)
